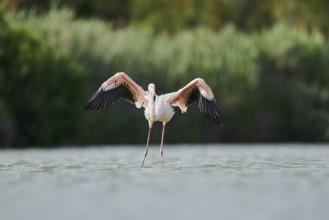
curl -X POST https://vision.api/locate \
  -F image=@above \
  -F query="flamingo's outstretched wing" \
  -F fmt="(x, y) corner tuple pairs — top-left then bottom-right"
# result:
(168, 78), (224, 125)
(85, 72), (146, 110)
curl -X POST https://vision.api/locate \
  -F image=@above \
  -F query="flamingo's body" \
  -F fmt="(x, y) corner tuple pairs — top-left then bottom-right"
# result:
(85, 72), (223, 166)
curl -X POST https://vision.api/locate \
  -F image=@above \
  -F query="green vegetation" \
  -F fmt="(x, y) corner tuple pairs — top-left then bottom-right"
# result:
(12, 0), (329, 35)
(0, 7), (89, 146)
(1, 6), (329, 147)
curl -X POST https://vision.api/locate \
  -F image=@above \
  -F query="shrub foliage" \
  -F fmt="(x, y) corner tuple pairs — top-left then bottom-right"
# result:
(1, 8), (329, 146)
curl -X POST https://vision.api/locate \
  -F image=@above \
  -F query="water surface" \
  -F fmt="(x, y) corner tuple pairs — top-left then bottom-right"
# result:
(1, 144), (329, 220)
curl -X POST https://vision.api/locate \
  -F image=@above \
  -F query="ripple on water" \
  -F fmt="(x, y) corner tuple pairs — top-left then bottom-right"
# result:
(1, 145), (329, 220)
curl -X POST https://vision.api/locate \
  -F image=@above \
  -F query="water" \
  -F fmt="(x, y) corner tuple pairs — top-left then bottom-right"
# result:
(1, 144), (329, 220)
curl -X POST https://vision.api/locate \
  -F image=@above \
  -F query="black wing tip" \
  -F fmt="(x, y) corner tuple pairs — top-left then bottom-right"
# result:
(84, 101), (100, 110)
(84, 99), (97, 111)
(213, 101), (224, 126)
(84, 102), (96, 110)
(84, 84), (135, 111)
(213, 114), (224, 126)
(210, 102), (224, 126)
(215, 118), (224, 126)
(198, 96), (224, 126)
(84, 89), (110, 111)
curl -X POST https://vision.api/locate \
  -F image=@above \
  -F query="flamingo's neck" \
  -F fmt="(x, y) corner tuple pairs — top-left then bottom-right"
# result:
(149, 93), (156, 119)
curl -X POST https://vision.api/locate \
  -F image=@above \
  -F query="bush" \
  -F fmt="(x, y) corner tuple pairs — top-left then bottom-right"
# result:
(0, 8), (89, 147)
(2, 7), (329, 146)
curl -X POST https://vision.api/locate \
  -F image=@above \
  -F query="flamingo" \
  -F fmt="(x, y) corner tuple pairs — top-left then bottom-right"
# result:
(85, 72), (224, 167)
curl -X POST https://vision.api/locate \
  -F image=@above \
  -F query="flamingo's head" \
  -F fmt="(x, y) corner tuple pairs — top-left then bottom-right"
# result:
(148, 83), (156, 96)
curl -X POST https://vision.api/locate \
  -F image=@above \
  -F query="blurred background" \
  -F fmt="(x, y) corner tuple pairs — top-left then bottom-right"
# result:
(1, 0), (329, 147)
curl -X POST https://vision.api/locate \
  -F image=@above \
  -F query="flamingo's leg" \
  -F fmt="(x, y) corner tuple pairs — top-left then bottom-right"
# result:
(160, 123), (166, 167)
(141, 127), (152, 167)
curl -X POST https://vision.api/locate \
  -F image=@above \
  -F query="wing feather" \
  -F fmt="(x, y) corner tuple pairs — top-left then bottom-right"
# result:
(170, 78), (224, 125)
(84, 72), (146, 110)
